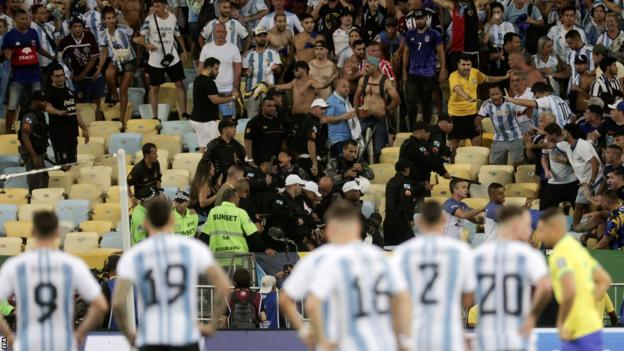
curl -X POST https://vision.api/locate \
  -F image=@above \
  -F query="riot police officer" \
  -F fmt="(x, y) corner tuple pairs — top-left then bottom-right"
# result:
(383, 160), (421, 246)
(267, 174), (310, 250)
(399, 122), (450, 186)
(203, 119), (246, 181)
(18, 91), (49, 190)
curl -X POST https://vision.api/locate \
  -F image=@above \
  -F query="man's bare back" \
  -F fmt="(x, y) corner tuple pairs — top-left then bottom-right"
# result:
(112, 0), (144, 30)
(309, 59), (336, 99)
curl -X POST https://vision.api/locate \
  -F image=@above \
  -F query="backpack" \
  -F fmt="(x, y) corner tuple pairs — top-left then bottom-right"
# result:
(229, 290), (258, 329)
(362, 73), (388, 101)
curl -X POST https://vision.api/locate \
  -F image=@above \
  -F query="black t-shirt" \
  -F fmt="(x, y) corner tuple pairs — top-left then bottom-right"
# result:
(318, 3), (347, 42)
(296, 114), (321, 155)
(47, 85), (78, 139)
(191, 75), (220, 122)
(244, 114), (285, 161)
(597, 118), (624, 145)
(127, 159), (162, 196)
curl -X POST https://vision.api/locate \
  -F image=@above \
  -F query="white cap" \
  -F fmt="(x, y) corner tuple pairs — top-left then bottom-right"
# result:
(254, 27), (268, 35)
(303, 181), (322, 197)
(342, 180), (362, 193)
(259, 275), (276, 294)
(285, 174), (307, 186)
(310, 98), (329, 108)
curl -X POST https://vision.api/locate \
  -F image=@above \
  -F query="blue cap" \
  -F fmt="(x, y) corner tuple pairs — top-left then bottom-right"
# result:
(608, 100), (624, 112)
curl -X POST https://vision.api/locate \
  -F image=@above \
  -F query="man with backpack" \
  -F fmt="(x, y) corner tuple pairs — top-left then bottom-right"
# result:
(225, 268), (266, 329)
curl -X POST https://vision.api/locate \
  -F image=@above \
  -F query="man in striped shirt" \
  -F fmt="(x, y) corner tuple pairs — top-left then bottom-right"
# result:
(505, 82), (574, 127)
(590, 56), (623, 100)
(547, 6), (586, 62)
(478, 85), (525, 166)
(242, 27), (281, 118)
(30, 4), (56, 71)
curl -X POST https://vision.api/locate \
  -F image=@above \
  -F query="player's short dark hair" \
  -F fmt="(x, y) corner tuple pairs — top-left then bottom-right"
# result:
(343, 139), (358, 149)
(608, 166), (624, 178)
(490, 2), (504, 12)
(420, 201), (443, 225)
(33, 211), (59, 239)
(562, 5), (576, 15)
(503, 32), (520, 45)
(488, 84), (503, 94)
(488, 182), (504, 194)
(395, 159), (411, 173)
(294, 61), (310, 73)
(497, 205), (526, 224)
(145, 197), (172, 229)
(543, 123), (562, 136)
(261, 96), (274, 105)
(222, 187), (238, 202)
(324, 199), (361, 223)
(539, 207), (563, 223)
(458, 52), (473, 64)
(101, 6), (116, 17)
(565, 29), (581, 40)
(531, 82), (553, 94)
(233, 268), (252, 288)
(449, 178), (467, 193)
(203, 57), (220, 68)
(142, 142), (156, 156)
(563, 123), (585, 140)
(599, 56), (616, 72)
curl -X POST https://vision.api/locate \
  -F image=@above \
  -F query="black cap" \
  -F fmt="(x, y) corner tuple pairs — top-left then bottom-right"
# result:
(587, 104), (603, 116)
(218, 118), (236, 132)
(413, 121), (431, 132)
(384, 17), (397, 26)
(174, 191), (190, 203)
(30, 91), (46, 102)
(413, 9), (427, 18)
(574, 54), (589, 64)
(395, 159), (412, 173)
(136, 187), (157, 202)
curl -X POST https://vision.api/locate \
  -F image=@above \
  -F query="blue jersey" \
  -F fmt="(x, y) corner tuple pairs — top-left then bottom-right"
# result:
(1, 28), (41, 83)
(260, 292), (278, 329)
(405, 28), (442, 77)
(484, 201), (501, 241)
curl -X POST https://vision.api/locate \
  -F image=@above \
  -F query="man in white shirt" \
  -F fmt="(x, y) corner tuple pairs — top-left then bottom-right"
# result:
(199, 0), (249, 50)
(199, 22), (242, 118)
(332, 11), (354, 58)
(256, 0), (303, 33)
(505, 82), (574, 127)
(136, 0), (190, 119)
(541, 122), (579, 210)
(547, 5), (586, 62)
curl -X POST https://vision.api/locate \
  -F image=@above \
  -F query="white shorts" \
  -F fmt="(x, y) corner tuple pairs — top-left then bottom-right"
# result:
(190, 120), (219, 148)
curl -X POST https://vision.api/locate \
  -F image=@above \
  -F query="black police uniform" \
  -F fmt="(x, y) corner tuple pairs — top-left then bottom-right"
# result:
(18, 109), (49, 190)
(267, 192), (310, 250)
(429, 125), (452, 162)
(127, 159), (162, 197)
(325, 156), (374, 190)
(244, 165), (277, 213)
(295, 113), (325, 177)
(399, 136), (447, 184)
(273, 164), (310, 188)
(244, 113), (286, 162)
(203, 136), (246, 180)
(383, 173), (421, 245)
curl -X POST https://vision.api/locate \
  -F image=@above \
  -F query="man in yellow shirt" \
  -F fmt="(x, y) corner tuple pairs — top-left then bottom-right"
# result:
(447, 53), (510, 150)
(536, 208), (612, 351)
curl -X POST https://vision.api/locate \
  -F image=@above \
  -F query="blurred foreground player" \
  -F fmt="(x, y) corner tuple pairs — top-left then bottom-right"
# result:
(0, 211), (108, 350)
(113, 197), (231, 350)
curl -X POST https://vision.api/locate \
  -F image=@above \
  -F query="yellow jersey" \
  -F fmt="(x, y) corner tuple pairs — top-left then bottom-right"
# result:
(549, 235), (603, 339)
(597, 293), (615, 317)
(448, 68), (487, 116)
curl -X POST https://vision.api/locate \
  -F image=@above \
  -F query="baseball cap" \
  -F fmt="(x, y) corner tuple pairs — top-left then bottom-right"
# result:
(586, 96), (604, 108)
(593, 44), (609, 55)
(587, 104), (603, 116)
(608, 100), (624, 112)
(174, 191), (190, 203)
(413, 9), (427, 18)
(254, 27), (268, 35)
(310, 98), (329, 108)
(574, 54), (588, 64)
(285, 174), (306, 186)
(342, 180), (362, 193)
(258, 275), (276, 294)
(303, 181), (322, 197)
(593, 2), (607, 10)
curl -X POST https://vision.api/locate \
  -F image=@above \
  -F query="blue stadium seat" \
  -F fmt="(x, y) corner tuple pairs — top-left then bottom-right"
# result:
(162, 186), (179, 201)
(361, 200), (375, 218)
(3, 167), (27, 189)
(0, 155), (20, 173)
(0, 204), (18, 236)
(236, 118), (250, 133)
(101, 231), (123, 249)
(184, 132), (199, 152)
(56, 199), (90, 227)
(161, 120), (193, 138)
(127, 87), (145, 117)
(183, 68), (197, 88)
(139, 104), (171, 121)
(108, 132), (143, 156)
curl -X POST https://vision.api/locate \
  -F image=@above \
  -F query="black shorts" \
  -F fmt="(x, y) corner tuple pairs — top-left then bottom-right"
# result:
(139, 343), (200, 351)
(448, 114), (480, 140)
(148, 61), (185, 86)
(50, 137), (78, 165)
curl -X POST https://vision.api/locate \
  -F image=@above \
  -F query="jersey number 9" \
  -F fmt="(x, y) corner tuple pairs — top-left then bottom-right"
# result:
(34, 282), (58, 323)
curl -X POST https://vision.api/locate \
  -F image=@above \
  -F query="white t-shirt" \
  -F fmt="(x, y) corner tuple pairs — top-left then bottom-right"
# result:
(199, 41), (241, 92)
(141, 12), (181, 69)
(0, 249), (101, 351)
(535, 95), (573, 128)
(200, 18), (248, 47)
(544, 146), (578, 184)
(556, 138), (604, 184)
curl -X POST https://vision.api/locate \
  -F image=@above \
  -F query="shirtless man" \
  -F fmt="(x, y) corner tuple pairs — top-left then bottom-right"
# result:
(569, 55), (595, 113)
(507, 48), (544, 94)
(309, 41), (337, 99)
(268, 13), (294, 81)
(342, 39), (367, 96)
(111, 0), (144, 30)
(273, 60), (333, 116)
(353, 56), (400, 160)
(294, 13), (324, 62)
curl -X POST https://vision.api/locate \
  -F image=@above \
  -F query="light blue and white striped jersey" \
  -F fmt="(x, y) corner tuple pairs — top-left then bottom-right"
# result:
(547, 24), (586, 62)
(535, 95), (573, 127)
(442, 198), (471, 239)
(487, 21), (515, 48)
(30, 21), (56, 67)
(82, 9), (104, 45)
(256, 11), (304, 33)
(0, 249), (102, 351)
(116, 233), (216, 347)
(238, 0), (269, 31)
(282, 244), (338, 342)
(200, 18), (249, 47)
(392, 235), (476, 351)
(596, 30), (624, 50)
(478, 100), (523, 141)
(242, 48), (281, 88)
(473, 240), (548, 351)
(309, 241), (407, 351)
(98, 25), (136, 61)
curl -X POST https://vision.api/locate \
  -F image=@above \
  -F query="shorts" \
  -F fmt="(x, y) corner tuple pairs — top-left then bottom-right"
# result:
(448, 114), (480, 140)
(561, 330), (602, 351)
(112, 58), (138, 73)
(74, 75), (106, 102)
(489, 139), (524, 165)
(139, 343), (200, 351)
(148, 61), (185, 86)
(575, 180), (601, 205)
(218, 91), (236, 117)
(8, 81), (41, 111)
(189, 119), (219, 147)
(51, 136), (78, 166)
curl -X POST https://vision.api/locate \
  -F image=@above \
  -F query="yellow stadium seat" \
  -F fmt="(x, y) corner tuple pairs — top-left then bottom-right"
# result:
(505, 183), (540, 199)
(143, 135), (181, 161)
(31, 188), (65, 207)
(515, 164), (539, 183)
(75, 103), (97, 126)
(0, 237), (22, 255)
(478, 165), (514, 185)
(135, 149), (170, 169)
(79, 220), (114, 235)
(0, 189), (29, 205)
(370, 164), (394, 185)
(0, 134), (18, 155)
(64, 232), (99, 254)
(78, 136), (106, 145)
(92, 203), (121, 223)
(505, 197), (528, 207)
(378, 196), (386, 218)
(48, 171), (74, 193)
(424, 196), (448, 204)
(102, 102), (133, 122)
(95, 156), (129, 185)
(431, 184), (452, 197)
(531, 199), (540, 210)
(464, 197), (488, 209)
(171, 153), (203, 180)
(78, 139), (105, 158)
(481, 118), (494, 134)
(76, 248), (122, 270)
(455, 152), (489, 174)
(158, 82), (179, 113)
(393, 132), (411, 147)
(445, 163), (476, 181)
(4, 220), (33, 238)
(379, 147), (400, 164)
(366, 184), (385, 201)
(126, 119), (160, 136)
(456, 146), (490, 158)
(162, 169), (190, 189)
(88, 121), (122, 141)
(18, 204), (54, 221)
(78, 166), (113, 190)
(104, 185), (122, 203)
(69, 183), (104, 206)
(482, 133), (494, 148)
(234, 133), (245, 146)
(25, 237), (60, 251)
